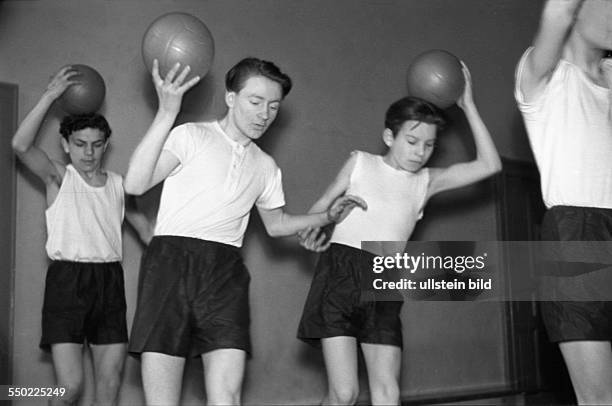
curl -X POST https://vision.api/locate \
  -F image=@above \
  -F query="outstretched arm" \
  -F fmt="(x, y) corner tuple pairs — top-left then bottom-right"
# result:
(124, 60), (201, 195)
(11, 67), (78, 186)
(257, 194), (366, 238)
(427, 63), (502, 200)
(519, 0), (585, 102)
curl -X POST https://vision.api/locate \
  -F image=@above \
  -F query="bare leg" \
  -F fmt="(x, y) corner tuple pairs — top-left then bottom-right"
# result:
(361, 343), (401, 406)
(90, 343), (126, 405)
(141, 352), (185, 406)
(559, 340), (612, 405)
(321, 336), (359, 405)
(201, 348), (246, 405)
(50, 343), (83, 406)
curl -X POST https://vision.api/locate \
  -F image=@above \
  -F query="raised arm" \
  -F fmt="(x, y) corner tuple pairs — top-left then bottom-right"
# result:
(124, 60), (201, 195)
(519, 0), (585, 102)
(11, 67), (78, 187)
(427, 63), (501, 200)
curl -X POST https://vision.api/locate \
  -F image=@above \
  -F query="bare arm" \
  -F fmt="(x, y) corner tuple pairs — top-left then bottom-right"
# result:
(519, 0), (584, 102)
(124, 194), (155, 245)
(297, 154), (358, 251)
(257, 193), (366, 238)
(304, 154), (356, 215)
(124, 60), (201, 195)
(11, 67), (78, 186)
(427, 63), (502, 199)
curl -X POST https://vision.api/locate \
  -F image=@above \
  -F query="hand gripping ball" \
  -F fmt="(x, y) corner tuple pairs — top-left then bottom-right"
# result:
(406, 49), (465, 109)
(142, 12), (215, 81)
(59, 64), (106, 115)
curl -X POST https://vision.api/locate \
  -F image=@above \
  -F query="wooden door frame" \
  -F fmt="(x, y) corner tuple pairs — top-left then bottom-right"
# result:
(0, 81), (18, 386)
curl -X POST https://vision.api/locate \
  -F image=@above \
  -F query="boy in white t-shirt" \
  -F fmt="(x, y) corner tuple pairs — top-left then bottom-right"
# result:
(515, 0), (612, 403)
(125, 58), (365, 405)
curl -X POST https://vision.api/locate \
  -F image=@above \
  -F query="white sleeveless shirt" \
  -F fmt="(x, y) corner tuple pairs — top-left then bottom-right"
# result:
(331, 151), (430, 249)
(45, 164), (124, 262)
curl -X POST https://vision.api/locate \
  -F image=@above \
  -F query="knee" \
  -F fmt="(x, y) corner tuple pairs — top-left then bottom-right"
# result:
(96, 365), (124, 402)
(97, 372), (122, 395)
(58, 381), (83, 404)
(327, 384), (359, 405)
(206, 385), (241, 406)
(369, 380), (399, 405)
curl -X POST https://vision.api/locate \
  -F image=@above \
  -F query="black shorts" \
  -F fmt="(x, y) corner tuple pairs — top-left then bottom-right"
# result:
(297, 243), (403, 348)
(40, 261), (128, 350)
(128, 236), (251, 358)
(539, 206), (612, 342)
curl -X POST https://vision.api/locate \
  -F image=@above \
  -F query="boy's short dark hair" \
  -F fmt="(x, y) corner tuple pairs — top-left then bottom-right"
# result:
(59, 113), (112, 141)
(385, 97), (446, 136)
(225, 57), (292, 98)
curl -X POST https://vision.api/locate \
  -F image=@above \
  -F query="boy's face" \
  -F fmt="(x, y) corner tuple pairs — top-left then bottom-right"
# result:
(383, 120), (437, 172)
(61, 127), (108, 172)
(226, 75), (283, 143)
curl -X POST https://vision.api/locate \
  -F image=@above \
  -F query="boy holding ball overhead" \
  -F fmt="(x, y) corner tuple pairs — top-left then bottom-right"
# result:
(515, 0), (612, 403)
(125, 58), (365, 405)
(297, 62), (501, 405)
(11, 66), (153, 406)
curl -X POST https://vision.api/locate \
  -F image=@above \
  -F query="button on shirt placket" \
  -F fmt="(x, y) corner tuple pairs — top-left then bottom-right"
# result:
(227, 144), (247, 193)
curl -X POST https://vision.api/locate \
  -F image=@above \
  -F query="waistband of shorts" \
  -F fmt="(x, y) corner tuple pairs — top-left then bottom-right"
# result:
(329, 243), (375, 259)
(151, 235), (241, 254)
(549, 205), (612, 215)
(48, 261), (123, 273)
(50, 260), (122, 266)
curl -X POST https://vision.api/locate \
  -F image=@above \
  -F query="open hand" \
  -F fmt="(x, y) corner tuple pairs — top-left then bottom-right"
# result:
(152, 59), (201, 115)
(45, 66), (80, 100)
(327, 194), (367, 224)
(456, 61), (474, 110)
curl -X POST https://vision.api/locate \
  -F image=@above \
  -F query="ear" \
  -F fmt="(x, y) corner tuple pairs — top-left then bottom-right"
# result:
(103, 138), (110, 152)
(382, 128), (395, 147)
(60, 137), (70, 154)
(225, 91), (236, 109)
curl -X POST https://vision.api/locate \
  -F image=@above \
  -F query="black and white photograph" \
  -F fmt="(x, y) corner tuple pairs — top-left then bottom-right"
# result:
(1, 0), (612, 405)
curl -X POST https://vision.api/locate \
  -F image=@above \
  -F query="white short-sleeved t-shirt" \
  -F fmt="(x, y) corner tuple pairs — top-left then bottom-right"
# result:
(331, 151), (430, 249)
(154, 121), (286, 247)
(515, 47), (612, 209)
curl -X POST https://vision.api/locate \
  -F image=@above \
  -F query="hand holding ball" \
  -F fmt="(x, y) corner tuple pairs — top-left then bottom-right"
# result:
(142, 12), (215, 81)
(406, 50), (465, 109)
(58, 64), (106, 115)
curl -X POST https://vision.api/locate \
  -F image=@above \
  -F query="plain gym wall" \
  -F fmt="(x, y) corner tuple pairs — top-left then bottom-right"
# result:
(0, 0), (540, 404)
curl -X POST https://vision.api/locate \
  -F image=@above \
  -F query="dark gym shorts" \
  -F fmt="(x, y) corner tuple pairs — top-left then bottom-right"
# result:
(40, 260), (128, 350)
(297, 243), (403, 348)
(539, 206), (612, 342)
(128, 236), (251, 358)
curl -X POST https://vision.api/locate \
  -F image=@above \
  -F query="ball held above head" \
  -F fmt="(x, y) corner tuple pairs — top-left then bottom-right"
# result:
(58, 64), (106, 115)
(406, 49), (465, 109)
(142, 12), (215, 82)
